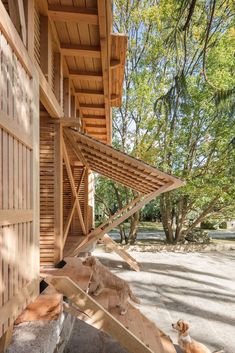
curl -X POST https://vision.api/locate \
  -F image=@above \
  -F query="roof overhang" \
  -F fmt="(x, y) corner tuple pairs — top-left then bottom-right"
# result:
(40, 0), (127, 144)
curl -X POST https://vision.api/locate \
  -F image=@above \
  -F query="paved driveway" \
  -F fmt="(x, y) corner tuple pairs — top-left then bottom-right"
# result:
(95, 250), (235, 353)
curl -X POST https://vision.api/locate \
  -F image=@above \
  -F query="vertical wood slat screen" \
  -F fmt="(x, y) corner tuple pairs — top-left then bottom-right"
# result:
(40, 119), (62, 266)
(40, 120), (55, 266)
(0, 29), (39, 337)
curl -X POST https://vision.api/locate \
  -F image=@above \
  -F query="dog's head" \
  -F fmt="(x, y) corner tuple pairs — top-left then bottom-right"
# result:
(172, 320), (189, 334)
(82, 256), (96, 267)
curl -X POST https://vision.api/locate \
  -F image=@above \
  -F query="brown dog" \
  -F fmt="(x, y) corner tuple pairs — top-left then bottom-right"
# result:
(82, 256), (140, 315)
(172, 320), (224, 353)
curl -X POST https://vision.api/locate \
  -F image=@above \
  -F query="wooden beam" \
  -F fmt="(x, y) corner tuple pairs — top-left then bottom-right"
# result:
(60, 44), (101, 58)
(55, 118), (81, 127)
(85, 130), (106, 135)
(71, 183), (173, 255)
(0, 210), (33, 226)
(64, 129), (90, 168)
(54, 53), (63, 105)
(69, 70), (103, 82)
(54, 123), (63, 263)
(0, 0), (33, 76)
(82, 117), (106, 125)
(97, 0), (112, 143)
(8, 0), (27, 45)
(75, 89), (104, 99)
(46, 276), (155, 353)
(40, 15), (50, 79)
(35, 61), (64, 118)
(63, 78), (71, 117)
(82, 115), (105, 121)
(62, 138), (87, 235)
(48, 5), (99, 25)
(71, 95), (76, 118)
(25, 0), (35, 58)
(100, 234), (140, 272)
(85, 123), (106, 129)
(79, 104), (105, 113)
(110, 59), (121, 69)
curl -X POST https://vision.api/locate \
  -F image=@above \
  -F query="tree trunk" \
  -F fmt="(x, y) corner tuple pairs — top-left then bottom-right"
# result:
(174, 196), (188, 242)
(129, 211), (139, 244)
(160, 193), (174, 243)
(118, 224), (128, 244)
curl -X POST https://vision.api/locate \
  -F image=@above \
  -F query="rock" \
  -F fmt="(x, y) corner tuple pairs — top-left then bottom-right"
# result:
(184, 228), (211, 244)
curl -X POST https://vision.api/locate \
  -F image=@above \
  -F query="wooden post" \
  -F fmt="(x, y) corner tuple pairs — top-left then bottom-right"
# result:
(54, 123), (63, 263)
(25, 0), (34, 57)
(54, 53), (63, 105)
(40, 15), (50, 79)
(70, 95), (76, 118)
(8, 0), (27, 46)
(63, 78), (71, 117)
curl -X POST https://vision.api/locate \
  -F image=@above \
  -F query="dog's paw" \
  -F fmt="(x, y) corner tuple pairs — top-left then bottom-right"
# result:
(120, 309), (127, 315)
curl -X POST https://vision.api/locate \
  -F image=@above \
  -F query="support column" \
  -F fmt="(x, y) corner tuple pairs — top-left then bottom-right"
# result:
(54, 123), (63, 263)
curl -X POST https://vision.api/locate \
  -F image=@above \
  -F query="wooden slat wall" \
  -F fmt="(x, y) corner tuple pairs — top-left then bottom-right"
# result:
(0, 28), (39, 337)
(40, 119), (55, 266)
(40, 119), (63, 266)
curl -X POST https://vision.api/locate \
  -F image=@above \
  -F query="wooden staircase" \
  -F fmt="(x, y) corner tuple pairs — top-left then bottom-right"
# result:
(41, 257), (176, 353)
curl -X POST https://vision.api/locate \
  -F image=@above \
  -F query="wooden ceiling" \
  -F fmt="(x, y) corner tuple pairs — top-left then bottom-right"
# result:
(64, 128), (185, 195)
(46, 0), (127, 144)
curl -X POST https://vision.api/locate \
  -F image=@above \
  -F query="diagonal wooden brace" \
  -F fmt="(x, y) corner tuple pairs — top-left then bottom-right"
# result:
(63, 167), (87, 248)
(69, 182), (173, 256)
(62, 137), (86, 235)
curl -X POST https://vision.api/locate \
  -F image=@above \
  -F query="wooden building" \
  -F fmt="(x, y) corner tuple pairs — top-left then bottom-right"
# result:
(0, 1), (184, 352)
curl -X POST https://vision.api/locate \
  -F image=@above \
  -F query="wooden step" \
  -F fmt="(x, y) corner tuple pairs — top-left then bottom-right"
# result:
(41, 257), (176, 353)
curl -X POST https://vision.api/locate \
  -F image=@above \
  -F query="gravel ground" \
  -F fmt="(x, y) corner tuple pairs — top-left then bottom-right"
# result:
(109, 229), (235, 241)
(94, 248), (235, 353)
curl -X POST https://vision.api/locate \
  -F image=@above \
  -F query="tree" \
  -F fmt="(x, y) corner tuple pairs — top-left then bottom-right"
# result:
(95, 0), (235, 243)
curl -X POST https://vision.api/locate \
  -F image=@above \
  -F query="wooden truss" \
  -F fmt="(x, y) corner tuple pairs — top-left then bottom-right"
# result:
(63, 128), (184, 257)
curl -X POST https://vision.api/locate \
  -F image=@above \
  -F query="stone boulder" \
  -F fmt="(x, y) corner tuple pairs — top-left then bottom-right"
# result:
(183, 228), (211, 244)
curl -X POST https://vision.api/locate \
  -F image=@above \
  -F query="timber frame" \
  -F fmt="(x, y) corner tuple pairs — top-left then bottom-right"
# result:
(0, 0), (184, 351)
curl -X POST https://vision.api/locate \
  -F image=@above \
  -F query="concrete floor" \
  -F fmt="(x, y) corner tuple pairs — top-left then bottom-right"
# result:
(65, 249), (235, 353)
(93, 249), (235, 353)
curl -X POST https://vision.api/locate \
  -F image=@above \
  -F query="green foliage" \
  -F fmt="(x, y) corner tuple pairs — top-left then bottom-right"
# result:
(96, 0), (235, 242)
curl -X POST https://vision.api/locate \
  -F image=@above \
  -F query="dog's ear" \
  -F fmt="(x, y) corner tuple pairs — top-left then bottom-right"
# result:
(182, 321), (189, 333)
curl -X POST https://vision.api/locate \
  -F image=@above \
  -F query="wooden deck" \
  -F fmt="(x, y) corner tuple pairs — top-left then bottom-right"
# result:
(41, 257), (176, 353)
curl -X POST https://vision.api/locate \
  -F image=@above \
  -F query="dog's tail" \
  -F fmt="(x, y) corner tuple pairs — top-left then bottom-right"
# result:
(129, 288), (141, 304)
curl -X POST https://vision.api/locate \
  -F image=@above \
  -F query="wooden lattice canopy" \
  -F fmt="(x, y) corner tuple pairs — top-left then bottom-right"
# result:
(64, 128), (184, 194)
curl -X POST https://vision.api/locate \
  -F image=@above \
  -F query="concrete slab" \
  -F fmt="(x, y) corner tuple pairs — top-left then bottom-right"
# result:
(94, 249), (235, 353)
